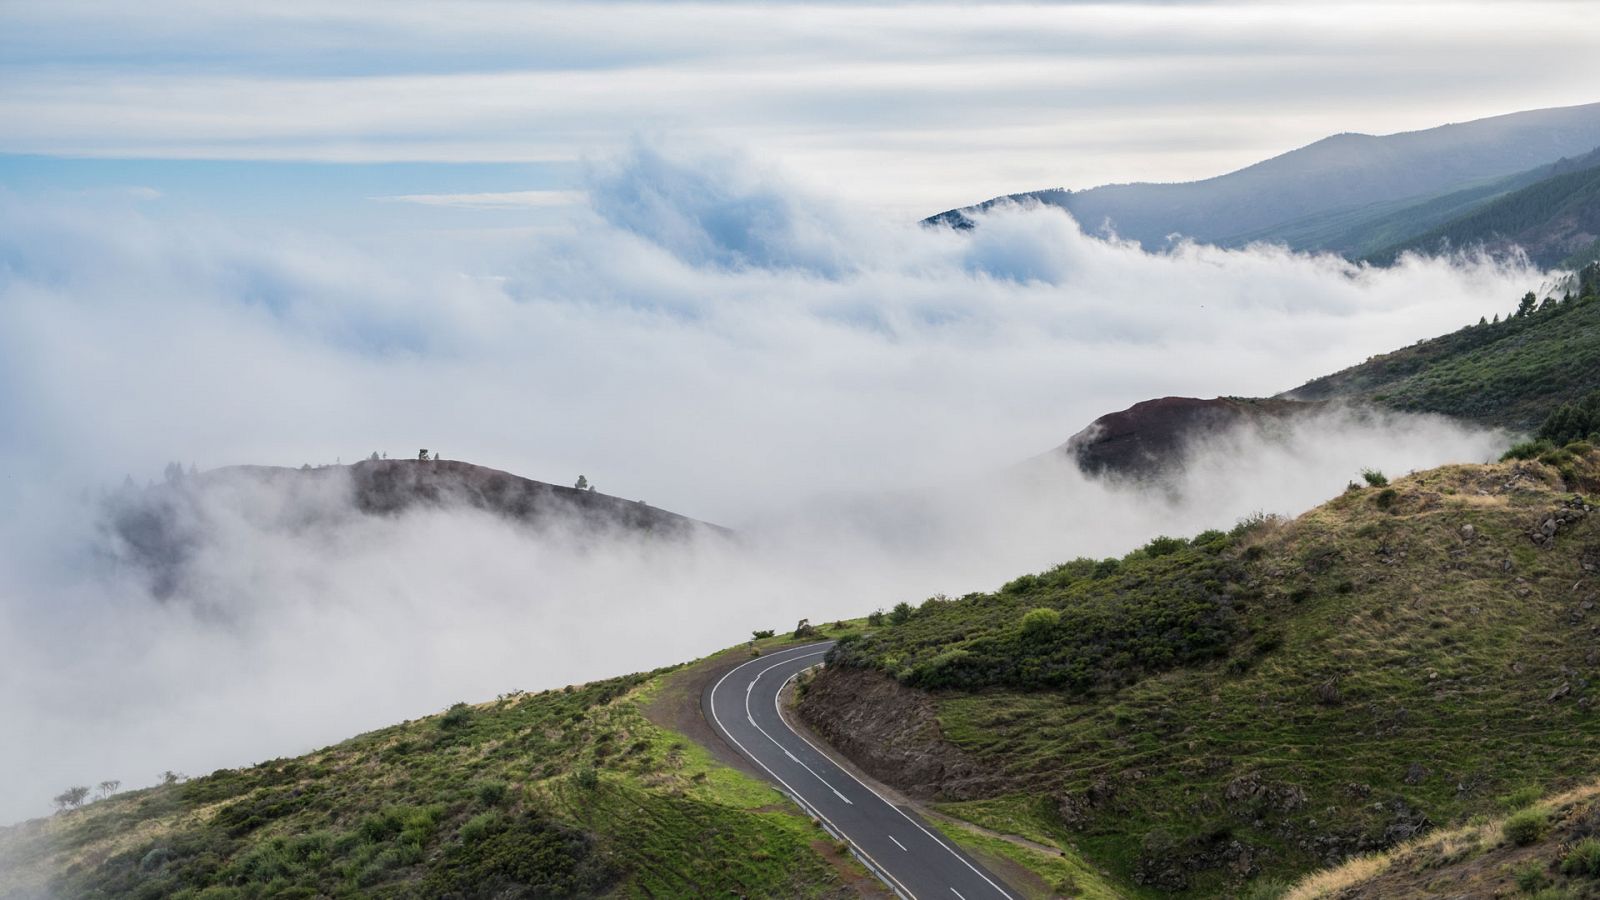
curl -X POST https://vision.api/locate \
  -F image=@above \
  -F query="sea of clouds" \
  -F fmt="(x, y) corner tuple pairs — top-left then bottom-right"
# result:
(0, 143), (1539, 821)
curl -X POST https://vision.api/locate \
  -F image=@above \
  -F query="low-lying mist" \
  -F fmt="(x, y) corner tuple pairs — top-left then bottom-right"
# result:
(0, 143), (1534, 822)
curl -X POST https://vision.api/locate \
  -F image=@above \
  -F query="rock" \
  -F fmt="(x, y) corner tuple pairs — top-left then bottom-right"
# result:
(1404, 763), (1430, 785)
(1550, 682), (1572, 702)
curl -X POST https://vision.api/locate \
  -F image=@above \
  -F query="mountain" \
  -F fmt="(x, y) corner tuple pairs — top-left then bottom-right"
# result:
(1365, 148), (1600, 268)
(805, 449), (1600, 896)
(106, 459), (722, 599)
(925, 101), (1600, 253)
(1061, 276), (1600, 482)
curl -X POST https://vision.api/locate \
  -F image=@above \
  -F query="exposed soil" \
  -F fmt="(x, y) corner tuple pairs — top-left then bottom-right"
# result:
(796, 665), (1007, 802)
(1060, 395), (1321, 480)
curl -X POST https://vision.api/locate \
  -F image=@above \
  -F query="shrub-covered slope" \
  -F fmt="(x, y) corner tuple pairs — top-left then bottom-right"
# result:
(1366, 153), (1600, 269)
(802, 450), (1600, 897)
(0, 640), (874, 900)
(1283, 779), (1600, 899)
(1284, 285), (1600, 431)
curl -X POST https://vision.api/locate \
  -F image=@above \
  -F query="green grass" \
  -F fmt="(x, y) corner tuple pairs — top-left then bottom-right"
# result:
(0, 636), (870, 899)
(819, 451), (1600, 896)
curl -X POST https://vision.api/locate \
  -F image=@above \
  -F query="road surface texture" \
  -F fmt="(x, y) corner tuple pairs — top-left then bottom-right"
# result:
(703, 641), (1018, 900)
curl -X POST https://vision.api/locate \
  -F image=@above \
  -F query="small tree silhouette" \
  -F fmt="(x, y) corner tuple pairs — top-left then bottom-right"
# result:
(53, 786), (89, 811)
(574, 475), (589, 491)
(418, 449), (429, 461)
(97, 780), (121, 800)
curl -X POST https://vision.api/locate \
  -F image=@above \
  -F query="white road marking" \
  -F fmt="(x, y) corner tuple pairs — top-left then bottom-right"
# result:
(776, 663), (1018, 900)
(744, 655), (854, 804)
(951, 889), (967, 900)
(890, 835), (908, 851)
(706, 644), (915, 900)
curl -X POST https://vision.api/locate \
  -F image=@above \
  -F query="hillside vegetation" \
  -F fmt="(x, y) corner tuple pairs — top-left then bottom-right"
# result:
(1367, 154), (1600, 269)
(0, 635), (874, 900)
(803, 449), (1600, 897)
(924, 102), (1600, 250)
(1284, 282), (1600, 430)
(1284, 778), (1600, 898)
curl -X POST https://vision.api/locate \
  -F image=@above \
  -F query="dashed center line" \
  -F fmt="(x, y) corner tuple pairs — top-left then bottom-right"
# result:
(889, 835), (907, 851)
(951, 889), (967, 899)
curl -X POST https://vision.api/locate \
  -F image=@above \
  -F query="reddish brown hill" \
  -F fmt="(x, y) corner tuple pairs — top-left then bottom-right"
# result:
(1062, 396), (1320, 479)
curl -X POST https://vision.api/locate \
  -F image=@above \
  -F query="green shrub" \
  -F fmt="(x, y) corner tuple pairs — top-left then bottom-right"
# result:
(460, 811), (502, 845)
(440, 703), (473, 729)
(1020, 607), (1061, 637)
(865, 609), (884, 627)
(1361, 468), (1389, 487)
(575, 768), (599, 790)
(1503, 439), (1555, 462)
(888, 601), (915, 626)
(1514, 859), (1550, 892)
(751, 629), (775, 640)
(476, 781), (509, 808)
(1503, 807), (1548, 846)
(1142, 535), (1187, 558)
(1563, 838), (1600, 877)
(1499, 784), (1544, 811)
(1375, 488), (1399, 510)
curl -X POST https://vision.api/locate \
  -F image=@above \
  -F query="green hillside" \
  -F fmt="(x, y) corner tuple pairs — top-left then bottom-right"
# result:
(1221, 167), (1544, 257)
(1367, 156), (1600, 269)
(0, 635), (877, 900)
(1283, 279), (1600, 430)
(803, 450), (1600, 897)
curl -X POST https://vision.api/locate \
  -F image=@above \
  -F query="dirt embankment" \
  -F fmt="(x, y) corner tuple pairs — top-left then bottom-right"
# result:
(795, 665), (1004, 802)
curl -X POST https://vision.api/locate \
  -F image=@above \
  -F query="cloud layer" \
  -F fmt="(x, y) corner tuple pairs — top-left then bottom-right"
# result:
(4, 2), (1600, 212)
(0, 144), (1539, 821)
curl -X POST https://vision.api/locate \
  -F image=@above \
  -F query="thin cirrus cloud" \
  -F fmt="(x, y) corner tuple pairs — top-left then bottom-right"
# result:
(374, 190), (586, 210)
(2, 2), (1599, 212)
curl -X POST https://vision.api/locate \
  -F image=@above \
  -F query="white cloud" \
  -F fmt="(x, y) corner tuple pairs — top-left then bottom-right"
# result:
(3, 2), (1599, 212)
(0, 143), (1540, 822)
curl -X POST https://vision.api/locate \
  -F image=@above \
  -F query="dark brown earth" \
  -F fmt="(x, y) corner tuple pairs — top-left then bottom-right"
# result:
(1060, 395), (1320, 480)
(796, 665), (1007, 802)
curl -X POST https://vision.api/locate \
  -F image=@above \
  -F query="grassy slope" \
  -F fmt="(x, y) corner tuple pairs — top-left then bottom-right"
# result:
(0, 633), (875, 900)
(1284, 779), (1600, 899)
(824, 450), (1600, 897)
(1283, 292), (1600, 430)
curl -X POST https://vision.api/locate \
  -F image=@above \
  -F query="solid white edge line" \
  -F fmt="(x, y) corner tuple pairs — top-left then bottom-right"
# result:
(746, 654), (852, 804)
(889, 835), (907, 851)
(707, 643), (918, 900)
(776, 664), (1018, 900)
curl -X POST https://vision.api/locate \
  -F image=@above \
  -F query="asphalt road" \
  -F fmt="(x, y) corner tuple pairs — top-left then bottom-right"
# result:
(703, 641), (1018, 900)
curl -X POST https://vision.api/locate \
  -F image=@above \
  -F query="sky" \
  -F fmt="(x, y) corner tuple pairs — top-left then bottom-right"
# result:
(3, 1), (1600, 216)
(0, 0), (1593, 824)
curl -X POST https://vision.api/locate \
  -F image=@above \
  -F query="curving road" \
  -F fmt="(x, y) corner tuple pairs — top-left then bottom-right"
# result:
(703, 641), (1017, 900)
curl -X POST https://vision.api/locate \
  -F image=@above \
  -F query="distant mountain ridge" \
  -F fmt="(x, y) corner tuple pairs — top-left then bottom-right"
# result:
(926, 101), (1600, 257)
(107, 459), (721, 598)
